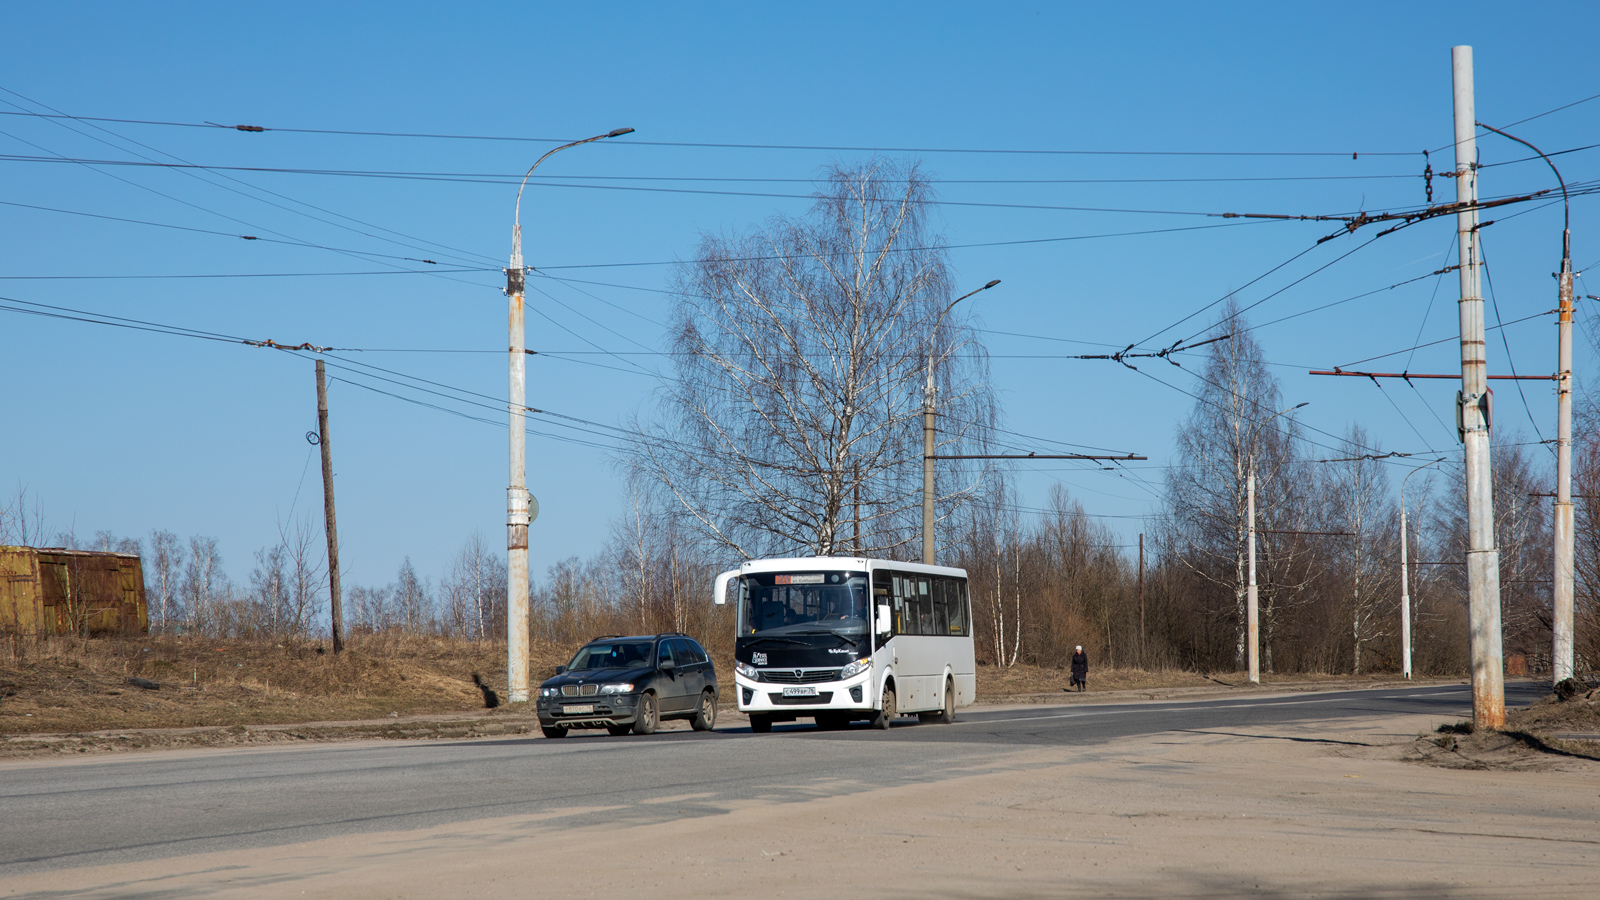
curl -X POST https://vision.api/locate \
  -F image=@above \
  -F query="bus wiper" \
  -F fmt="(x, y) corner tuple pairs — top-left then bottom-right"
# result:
(788, 629), (860, 646)
(744, 636), (812, 647)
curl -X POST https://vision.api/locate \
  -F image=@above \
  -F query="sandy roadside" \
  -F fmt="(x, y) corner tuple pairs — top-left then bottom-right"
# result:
(5, 709), (1597, 899)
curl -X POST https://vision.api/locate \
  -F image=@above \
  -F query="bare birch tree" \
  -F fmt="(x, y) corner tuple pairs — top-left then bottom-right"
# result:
(1321, 425), (1399, 673)
(183, 535), (225, 636)
(146, 529), (185, 633)
(634, 158), (998, 559)
(1163, 301), (1300, 668)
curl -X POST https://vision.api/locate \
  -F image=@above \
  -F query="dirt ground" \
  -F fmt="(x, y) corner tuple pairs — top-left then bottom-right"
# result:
(6, 707), (1597, 899)
(0, 634), (564, 737)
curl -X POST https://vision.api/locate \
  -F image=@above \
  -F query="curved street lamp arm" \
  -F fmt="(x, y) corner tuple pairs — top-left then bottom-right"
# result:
(927, 279), (1000, 391)
(1477, 121), (1569, 242)
(512, 127), (635, 267)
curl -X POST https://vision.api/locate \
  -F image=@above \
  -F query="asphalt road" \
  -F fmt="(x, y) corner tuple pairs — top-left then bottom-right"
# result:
(0, 681), (1545, 878)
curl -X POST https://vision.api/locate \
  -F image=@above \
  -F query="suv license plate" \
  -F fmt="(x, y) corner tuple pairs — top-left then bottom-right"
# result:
(562, 704), (595, 715)
(782, 686), (818, 697)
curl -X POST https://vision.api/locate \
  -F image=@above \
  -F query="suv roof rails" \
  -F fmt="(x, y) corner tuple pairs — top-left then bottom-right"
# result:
(588, 634), (626, 641)
(655, 631), (689, 638)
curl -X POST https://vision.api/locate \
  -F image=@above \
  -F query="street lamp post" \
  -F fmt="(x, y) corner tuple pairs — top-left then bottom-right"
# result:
(506, 127), (633, 704)
(1247, 401), (1308, 684)
(923, 279), (1000, 565)
(1399, 457), (1445, 680)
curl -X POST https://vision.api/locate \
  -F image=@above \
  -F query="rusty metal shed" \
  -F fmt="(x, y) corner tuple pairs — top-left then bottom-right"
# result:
(0, 546), (148, 636)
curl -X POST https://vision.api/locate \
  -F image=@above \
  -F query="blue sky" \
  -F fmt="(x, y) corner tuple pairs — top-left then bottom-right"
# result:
(3, 2), (1596, 590)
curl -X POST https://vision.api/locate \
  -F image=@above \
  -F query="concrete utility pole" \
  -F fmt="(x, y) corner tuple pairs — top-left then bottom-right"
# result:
(314, 359), (344, 654)
(1553, 228), (1576, 684)
(1247, 469), (1257, 681)
(506, 127), (633, 703)
(1400, 458), (1444, 680)
(1451, 46), (1505, 729)
(1473, 119), (1576, 685)
(923, 279), (1000, 565)
(1246, 401), (1306, 684)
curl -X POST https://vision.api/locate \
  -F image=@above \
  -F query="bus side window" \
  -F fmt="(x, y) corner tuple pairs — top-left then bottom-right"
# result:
(915, 577), (931, 635)
(932, 577), (950, 635)
(952, 581), (970, 636)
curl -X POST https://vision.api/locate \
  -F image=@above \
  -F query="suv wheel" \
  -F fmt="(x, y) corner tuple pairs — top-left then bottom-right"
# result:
(541, 724), (568, 739)
(691, 690), (717, 731)
(632, 693), (659, 735)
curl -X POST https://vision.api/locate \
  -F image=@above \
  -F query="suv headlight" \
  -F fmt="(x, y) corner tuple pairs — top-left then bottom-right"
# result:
(599, 683), (634, 694)
(539, 687), (560, 698)
(837, 658), (872, 680)
(735, 662), (759, 680)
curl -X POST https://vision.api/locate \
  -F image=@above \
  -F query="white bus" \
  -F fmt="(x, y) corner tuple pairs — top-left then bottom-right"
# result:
(714, 556), (975, 732)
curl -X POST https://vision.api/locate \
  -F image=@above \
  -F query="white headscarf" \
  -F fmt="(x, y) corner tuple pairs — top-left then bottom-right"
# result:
(1075, 645), (1083, 653)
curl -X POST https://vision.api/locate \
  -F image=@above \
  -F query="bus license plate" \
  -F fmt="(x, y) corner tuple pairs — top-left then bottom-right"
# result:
(562, 704), (595, 715)
(782, 687), (818, 697)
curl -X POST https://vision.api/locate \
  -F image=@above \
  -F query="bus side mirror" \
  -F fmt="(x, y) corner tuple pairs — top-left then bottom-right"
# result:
(876, 606), (891, 634)
(713, 570), (736, 605)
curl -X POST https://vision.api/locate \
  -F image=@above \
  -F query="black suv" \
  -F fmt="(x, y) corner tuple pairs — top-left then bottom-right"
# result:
(536, 633), (718, 738)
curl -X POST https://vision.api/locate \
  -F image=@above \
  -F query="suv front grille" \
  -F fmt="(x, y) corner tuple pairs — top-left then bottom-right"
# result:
(760, 668), (839, 684)
(561, 684), (600, 697)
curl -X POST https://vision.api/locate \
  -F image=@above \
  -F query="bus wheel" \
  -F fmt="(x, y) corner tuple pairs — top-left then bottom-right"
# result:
(935, 676), (955, 724)
(871, 687), (897, 730)
(749, 714), (772, 734)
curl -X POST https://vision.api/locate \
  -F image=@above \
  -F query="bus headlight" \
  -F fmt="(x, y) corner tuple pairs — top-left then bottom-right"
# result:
(837, 658), (871, 680)
(599, 683), (634, 694)
(735, 662), (759, 680)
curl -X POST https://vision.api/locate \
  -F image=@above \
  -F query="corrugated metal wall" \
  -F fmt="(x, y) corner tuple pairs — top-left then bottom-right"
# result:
(0, 546), (148, 636)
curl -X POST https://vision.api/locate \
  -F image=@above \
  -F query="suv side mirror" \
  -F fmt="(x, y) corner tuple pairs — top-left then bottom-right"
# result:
(876, 605), (892, 635)
(659, 658), (676, 672)
(555, 665), (566, 675)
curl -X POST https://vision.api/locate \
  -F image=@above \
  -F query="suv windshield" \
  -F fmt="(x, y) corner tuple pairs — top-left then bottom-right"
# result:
(738, 571), (869, 637)
(568, 641), (653, 670)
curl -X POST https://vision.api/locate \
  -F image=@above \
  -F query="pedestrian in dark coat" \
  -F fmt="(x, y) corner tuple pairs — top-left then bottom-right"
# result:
(1068, 646), (1088, 692)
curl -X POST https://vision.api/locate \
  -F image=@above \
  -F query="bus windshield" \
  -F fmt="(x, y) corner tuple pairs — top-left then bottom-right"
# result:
(738, 571), (869, 637)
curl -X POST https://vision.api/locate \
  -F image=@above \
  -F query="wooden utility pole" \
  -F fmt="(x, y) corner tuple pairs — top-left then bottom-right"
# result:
(315, 359), (344, 654)
(1451, 46), (1504, 728)
(852, 462), (861, 554)
(1137, 532), (1145, 667)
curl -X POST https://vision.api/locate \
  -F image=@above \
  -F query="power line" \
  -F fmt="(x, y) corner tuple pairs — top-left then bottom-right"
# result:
(0, 154), (1411, 219)
(0, 109), (1416, 156)
(0, 198), (482, 270)
(1333, 310), (1552, 369)
(0, 88), (503, 270)
(0, 267), (488, 280)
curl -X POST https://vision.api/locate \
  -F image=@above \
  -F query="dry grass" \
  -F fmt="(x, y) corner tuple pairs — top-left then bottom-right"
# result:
(0, 633), (573, 736)
(971, 663), (1436, 700)
(1, 635), (1459, 740)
